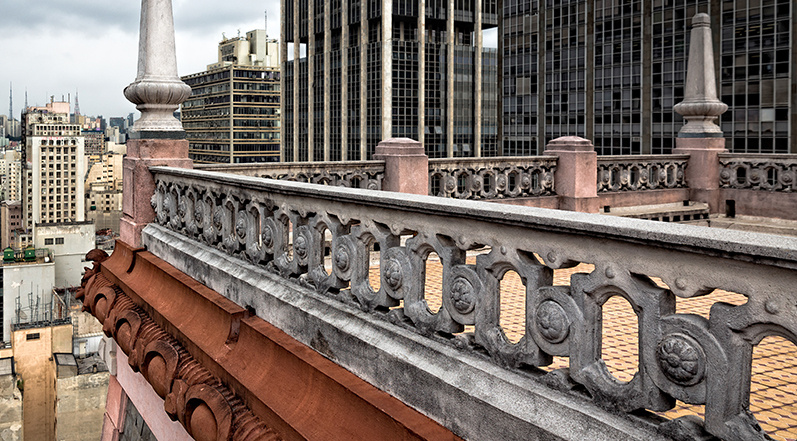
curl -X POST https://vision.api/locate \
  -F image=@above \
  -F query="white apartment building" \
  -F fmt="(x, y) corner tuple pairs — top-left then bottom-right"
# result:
(22, 102), (86, 237)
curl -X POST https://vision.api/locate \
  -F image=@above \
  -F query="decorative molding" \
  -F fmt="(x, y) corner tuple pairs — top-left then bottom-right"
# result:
(148, 165), (797, 441)
(78, 247), (280, 441)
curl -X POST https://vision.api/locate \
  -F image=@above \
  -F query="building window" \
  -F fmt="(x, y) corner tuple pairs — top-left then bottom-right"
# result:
(44, 238), (54, 245)
(55, 238), (64, 245)
(26, 333), (40, 341)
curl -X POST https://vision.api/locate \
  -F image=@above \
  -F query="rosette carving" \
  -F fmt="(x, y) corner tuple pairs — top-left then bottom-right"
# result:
(536, 300), (570, 344)
(657, 334), (706, 386)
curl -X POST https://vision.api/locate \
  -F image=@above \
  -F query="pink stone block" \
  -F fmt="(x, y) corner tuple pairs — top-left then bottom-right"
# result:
(674, 137), (726, 211)
(121, 139), (192, 247)
(374, 138), (429, 196)
(544, 136), (599, 213)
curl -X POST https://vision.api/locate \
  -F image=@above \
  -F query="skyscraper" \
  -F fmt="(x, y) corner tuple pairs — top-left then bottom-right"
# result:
(182, 30), (281, 164)
(502, 0), (795, 155)
(281, 0), (500, 161)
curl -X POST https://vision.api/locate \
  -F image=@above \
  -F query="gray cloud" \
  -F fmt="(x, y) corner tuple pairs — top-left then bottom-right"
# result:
(1, 0), (281, 118)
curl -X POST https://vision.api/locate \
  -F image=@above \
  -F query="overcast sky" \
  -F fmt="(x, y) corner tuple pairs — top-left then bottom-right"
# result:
(0, 0), (497, 120)
(0, 0), (280, 119)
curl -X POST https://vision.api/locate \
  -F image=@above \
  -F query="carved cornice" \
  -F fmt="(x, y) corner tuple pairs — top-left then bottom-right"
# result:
(78, 246), (279, 441)
(77, 241), (459, 441)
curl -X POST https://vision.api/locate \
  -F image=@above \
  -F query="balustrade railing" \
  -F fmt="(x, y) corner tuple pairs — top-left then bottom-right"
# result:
(597, 155), (689, 192)
(151, 166), (797, 441)
(719, 154), (797, 192)
(196, 161), (386, 190)
(428, 157), (557, 199)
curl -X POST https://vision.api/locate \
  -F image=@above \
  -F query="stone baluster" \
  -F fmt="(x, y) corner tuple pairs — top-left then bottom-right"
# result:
(673, 13), (728, 212)
(120, 0), (193, 248)
(543, 136), (599, 212)
(374, 138), (429, 195)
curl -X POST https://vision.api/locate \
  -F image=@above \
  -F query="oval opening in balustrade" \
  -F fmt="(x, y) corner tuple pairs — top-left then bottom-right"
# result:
(499, 270), (525, 345)
(736, 167), (747, 185)
(484, 173), (495, 195)
(766, 167), (778, 187)
(457, 173), (468, 196)
(321, 226), (332, 276)
(367, 241), (381, 293)
(430, 173), (443, 197)
(508, 171), (520, 194)
(424, 252), (443, 314)
(286, 218), (295, 261)
(611, 168), (621, 188)
(750, 335), (797, 441)
(630, 167), (640, 187)
(666, 165), (675, 185)
(530, 170), (541, 193)
(600, 295), (639, 384)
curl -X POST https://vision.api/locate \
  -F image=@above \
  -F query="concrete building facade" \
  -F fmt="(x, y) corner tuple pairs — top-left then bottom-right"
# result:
(281, 0), (500, 161)
(502, 0), (796, 155)
(34, 223), (95, 289)
(21, 102), (86, 234)
(182, 30), (281, 164)
(1, 258), (56, 343)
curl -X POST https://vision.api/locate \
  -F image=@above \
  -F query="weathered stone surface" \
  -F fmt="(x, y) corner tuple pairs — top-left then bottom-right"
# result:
(374, 138), (428, 195)
(124, 0), (191, 133)
(673, 14), (727, 137)
(544, 137), (599, 213)
(145, 166), (797, 441)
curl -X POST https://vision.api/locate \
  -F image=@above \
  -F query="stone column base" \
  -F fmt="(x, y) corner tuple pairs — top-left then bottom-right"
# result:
(674, 137), (726, 212)
(559, 196), (600, 213)
(374, 138), (429, 195)
(122, 138), (192, 247)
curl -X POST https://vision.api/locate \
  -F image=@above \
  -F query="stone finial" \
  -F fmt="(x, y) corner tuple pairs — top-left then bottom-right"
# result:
(124, 0), (191, 136)
(673, 13), (728, 138)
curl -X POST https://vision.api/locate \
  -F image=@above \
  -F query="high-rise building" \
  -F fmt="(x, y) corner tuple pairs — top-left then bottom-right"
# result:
(181, 30), (281, 164)
(502, 0), (796, 155)
(82, 129), (106, 156)
(21, 101), (86, 232)
(281, 0), (500, 161)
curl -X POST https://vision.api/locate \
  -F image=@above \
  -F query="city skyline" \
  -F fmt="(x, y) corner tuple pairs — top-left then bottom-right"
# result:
(0, 0), (282, 119)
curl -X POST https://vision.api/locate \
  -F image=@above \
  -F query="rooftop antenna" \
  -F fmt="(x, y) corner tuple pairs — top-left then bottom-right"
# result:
(24, 89), (27, 110)
(265, 10), (268, 38)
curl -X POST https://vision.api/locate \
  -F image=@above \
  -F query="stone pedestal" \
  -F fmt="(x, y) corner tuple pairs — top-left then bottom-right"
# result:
(121, 138), (192, 247)
(544, 136), (599, 213)
(374, 138), (429, 196)
(673, 137), (726, 212)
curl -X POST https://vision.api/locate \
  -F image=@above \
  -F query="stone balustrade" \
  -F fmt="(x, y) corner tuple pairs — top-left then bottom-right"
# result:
(196, 160), (386, 190)
(597, 155), (689, 193)
(719, 154), (797, 192)
(149, 165), (797, 441)
(428, 157), (557, 199)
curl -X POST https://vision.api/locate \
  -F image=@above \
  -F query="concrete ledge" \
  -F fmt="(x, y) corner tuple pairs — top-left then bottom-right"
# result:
(143, 224), (672, 441)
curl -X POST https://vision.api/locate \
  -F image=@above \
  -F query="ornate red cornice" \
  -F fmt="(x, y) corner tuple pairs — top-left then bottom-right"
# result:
(78, 242), (461, 441)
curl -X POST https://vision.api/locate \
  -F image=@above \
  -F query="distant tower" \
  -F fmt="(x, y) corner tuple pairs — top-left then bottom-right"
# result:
(8, 82), (12, 120)
(74, 91), (81, 118)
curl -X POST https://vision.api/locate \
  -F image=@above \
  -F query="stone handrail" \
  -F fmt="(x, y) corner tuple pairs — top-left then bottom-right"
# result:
(719, 154), (797, 192)
(597, 155), (689, 193)
(196, 161), (386, 190)
(150, 166), (797, 441)
(428, 156), (557, 199)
